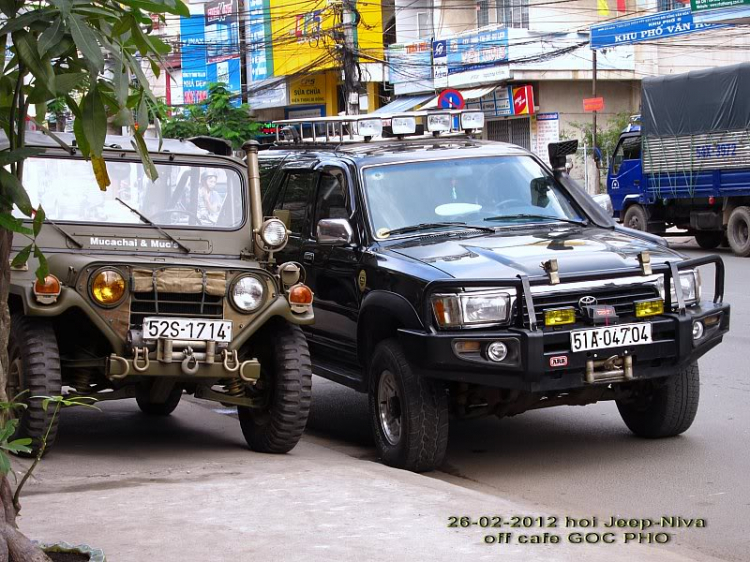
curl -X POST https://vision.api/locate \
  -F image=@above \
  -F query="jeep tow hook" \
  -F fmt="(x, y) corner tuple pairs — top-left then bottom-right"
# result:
(132, 346), (150, 372)
(181, 347), (200, 375)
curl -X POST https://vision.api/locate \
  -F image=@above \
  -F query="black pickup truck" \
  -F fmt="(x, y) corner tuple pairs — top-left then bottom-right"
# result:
(260, 113), (730, 472)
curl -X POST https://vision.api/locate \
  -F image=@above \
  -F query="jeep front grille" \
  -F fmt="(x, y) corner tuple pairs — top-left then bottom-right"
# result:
(130, 291), (224, 328)
(520, 284), (661, 326)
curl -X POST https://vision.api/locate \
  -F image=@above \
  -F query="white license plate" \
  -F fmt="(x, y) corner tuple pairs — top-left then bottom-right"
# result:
(570, 323), (652, 352)
(143, 317), (232, 343)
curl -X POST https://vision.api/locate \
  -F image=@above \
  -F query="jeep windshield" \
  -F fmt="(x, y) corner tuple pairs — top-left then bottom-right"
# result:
(16, 157), (245, 230)
(362, 156), (584, 237)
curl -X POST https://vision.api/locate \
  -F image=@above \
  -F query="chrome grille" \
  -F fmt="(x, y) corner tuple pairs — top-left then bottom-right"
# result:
(521, 284), (660, 326)
(130, 291), (223, 328)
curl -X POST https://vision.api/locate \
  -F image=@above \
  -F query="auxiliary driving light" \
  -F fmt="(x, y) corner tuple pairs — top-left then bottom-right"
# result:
(692, 321), (704, 340)
(260, 218), (289, 250)
(486, 341), (508, 363)
(635, 298), (664, 318)
(90, 269), (126, 307)
(544, 308), (576, 326)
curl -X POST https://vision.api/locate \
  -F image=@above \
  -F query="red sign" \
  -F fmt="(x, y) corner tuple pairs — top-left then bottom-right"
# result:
(583, 97), (605, 112)
(438, 89), (465, 110)
(550, 356), (568, 368)
(512, 85), (535, 115)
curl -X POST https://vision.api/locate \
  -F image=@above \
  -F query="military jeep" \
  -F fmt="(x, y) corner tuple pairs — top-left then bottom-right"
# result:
(7, 132), (314, 454)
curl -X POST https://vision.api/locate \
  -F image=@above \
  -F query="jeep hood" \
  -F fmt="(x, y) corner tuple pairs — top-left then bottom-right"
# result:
(385, 227), (680, 280)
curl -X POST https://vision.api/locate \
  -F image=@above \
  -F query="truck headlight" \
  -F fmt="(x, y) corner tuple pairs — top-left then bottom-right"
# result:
(431, 291), (511, 328)
(656, 270), (700, 306)
(231, 275), (265, 312)
(90, 268), (127, 307)
(260, 218), (288, 250)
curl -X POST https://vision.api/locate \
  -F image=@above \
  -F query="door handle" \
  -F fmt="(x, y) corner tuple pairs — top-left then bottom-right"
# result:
(303, 252), (315, 264)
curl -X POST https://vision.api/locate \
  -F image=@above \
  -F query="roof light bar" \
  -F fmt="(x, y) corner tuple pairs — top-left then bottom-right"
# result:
(460, 111), (485, 131)
(392, 116), (417, 135)
(426, 113), (451, 133)
(357, 119), (383, 138)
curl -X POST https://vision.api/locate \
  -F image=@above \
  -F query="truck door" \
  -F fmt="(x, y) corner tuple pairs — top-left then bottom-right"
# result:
(608, 135), (643, 216)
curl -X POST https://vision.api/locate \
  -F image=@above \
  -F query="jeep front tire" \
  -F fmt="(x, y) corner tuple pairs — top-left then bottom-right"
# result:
(7, 314), (63, 454)
(617, 362), (699, 438)
(238, 322), (312, 454)
(368, 339), (449, 472)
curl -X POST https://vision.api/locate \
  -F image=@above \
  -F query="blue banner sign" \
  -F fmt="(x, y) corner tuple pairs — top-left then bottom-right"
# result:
(590, 8), (726, 50)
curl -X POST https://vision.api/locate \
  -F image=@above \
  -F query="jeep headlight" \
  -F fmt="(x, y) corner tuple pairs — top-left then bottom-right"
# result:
(656, 270), (701, 306)
(90, 268), (127, 307)
(260, 218), (288, 250)
(231, 275), (265, 312)
(431, 290), (511, 328)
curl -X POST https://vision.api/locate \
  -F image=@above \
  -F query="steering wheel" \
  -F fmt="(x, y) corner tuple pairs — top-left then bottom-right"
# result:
(150, 209), (204, 226)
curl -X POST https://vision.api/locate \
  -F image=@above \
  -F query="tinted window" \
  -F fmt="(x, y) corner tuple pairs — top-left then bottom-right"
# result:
(622, 136), (641, 160)
(277, 172), (316, 234)
(313, 171), (348, 230)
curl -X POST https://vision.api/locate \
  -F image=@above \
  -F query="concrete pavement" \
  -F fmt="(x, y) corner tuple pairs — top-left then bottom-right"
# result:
(16, 399), (719, 562)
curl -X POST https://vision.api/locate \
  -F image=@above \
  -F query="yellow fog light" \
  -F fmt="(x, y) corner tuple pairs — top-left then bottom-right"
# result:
(90, 269), (126, 307)
(635, 298), (664, 318)
(544, 307), (576, 326)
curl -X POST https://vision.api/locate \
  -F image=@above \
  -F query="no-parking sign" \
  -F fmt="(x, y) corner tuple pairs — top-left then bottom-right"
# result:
(437, 89), (465, 110)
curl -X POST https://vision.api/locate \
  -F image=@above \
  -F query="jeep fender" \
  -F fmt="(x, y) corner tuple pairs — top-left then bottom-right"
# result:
(357, 290), (424, 367)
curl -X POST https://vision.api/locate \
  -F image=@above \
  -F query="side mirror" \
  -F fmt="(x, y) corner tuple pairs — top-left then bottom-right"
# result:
(592, 193), (614, 217)
(317, 218), (353, 246)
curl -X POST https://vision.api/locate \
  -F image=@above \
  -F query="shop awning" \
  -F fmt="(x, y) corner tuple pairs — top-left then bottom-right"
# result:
(372, 94), (435, 115)
(420, 86), (497, 110)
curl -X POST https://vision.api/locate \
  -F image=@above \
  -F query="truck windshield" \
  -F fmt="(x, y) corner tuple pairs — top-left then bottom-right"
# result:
(362, 156), (584, 237)
(16, 157), (245, 230)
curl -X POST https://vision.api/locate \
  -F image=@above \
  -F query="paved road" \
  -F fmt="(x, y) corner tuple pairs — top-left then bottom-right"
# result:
(304, 238), (750, 562)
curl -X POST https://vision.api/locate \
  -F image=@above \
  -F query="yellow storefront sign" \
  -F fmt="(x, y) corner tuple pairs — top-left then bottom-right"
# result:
(289, 75), (327, 105)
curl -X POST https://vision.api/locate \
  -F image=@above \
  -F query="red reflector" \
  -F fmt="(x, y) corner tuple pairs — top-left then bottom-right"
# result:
(289, 284), (313, 304)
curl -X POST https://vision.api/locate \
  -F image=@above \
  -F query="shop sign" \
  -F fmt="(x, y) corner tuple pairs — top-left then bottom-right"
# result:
(290, 75), (326, 105)
(444, 28), (509, 87)
(535, 113), (560, 157)
(583, 97), (605, 112)
(512, 85), (535, 115)
(691, 0), (750, 11)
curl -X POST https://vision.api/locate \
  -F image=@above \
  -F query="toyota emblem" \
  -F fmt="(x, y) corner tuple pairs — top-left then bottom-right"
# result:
(579, 295), (597, 308)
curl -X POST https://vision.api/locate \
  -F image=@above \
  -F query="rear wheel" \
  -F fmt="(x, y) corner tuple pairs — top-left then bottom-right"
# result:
(238, 322), (312, 454)
(727, 206), (750, 256)
(694, 231), (723, 250)
(368, 339), (449, 472)
(617, 362), (699, 438)
(623, 204), (648, 232)
(7, 314), (62, 454)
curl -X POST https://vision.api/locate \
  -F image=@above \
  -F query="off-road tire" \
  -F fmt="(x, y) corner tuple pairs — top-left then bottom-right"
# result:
(623, 204), (648, 232)
(238, 322), (312, 454)
(727, 206), (750, 257)
(617, 362), (699, 438)
(695, 231), (723, 250)
(368, 339), (449, 472)
(7, 314), (62, 454)
(135, 382), (183, 416)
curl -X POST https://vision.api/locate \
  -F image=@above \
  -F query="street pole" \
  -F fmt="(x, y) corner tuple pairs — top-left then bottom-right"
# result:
(341, 0), (360, 115)
(592, 50), (599, 193)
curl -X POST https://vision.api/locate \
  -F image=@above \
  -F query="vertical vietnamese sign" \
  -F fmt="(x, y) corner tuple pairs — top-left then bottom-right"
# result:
(248, 0), (274, 82)
(535, 113), (560, 157)
(204, 0), (241, 105)
(180, 13), (208, 104)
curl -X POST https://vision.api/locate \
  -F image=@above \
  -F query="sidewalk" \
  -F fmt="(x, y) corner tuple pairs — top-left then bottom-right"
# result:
(17, 399), (712, 562)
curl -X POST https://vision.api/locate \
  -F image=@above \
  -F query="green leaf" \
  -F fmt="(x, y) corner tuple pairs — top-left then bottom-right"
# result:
(73, 117), (90, 157)
(2, 439), (32, 454)
(111, 17), (131, 39)
(38, 18), (65, 56)
(12, 30), (55, 95)
(34, 245), (48, 283)
(0, 10), (53, 37)
(51, 0), (74, 18)
(148, 36), (171, 57)
(131, 130), (158, 181)
(0, 420), (16, 443)
(55, 72), (87, 96)
(0, 147), (44, 166)
(0, 0), (15, 18)
(0, 168), (32, 215)
(82, 85), (106, 157)
(68, 14), (104, 73)
(33, 206), (45, 237)
(46, 36), (76, 61)
(136, 96), (148, 132)
(0, 213), (33, 235)
(124, 52), (156, 104)
(0, 451), (10, 475)
(10, 244), (32, 269)
(112, 63), (129, 106)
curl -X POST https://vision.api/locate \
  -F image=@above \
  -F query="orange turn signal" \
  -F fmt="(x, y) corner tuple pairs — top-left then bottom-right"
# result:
(289, 284), (313, 304)
(33, 275), (61, 304)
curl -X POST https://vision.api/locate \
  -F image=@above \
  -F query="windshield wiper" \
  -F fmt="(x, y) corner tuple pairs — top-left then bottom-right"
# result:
(381, 222), (496, 237)
(483, 214), (588, 227)
(44, 218), (83, 248)
(115, 198), (191, 254)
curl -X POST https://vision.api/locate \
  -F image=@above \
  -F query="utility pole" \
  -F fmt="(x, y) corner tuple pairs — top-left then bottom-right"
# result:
(592, 50), (599, 193)
(339, 0), (361, 115)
